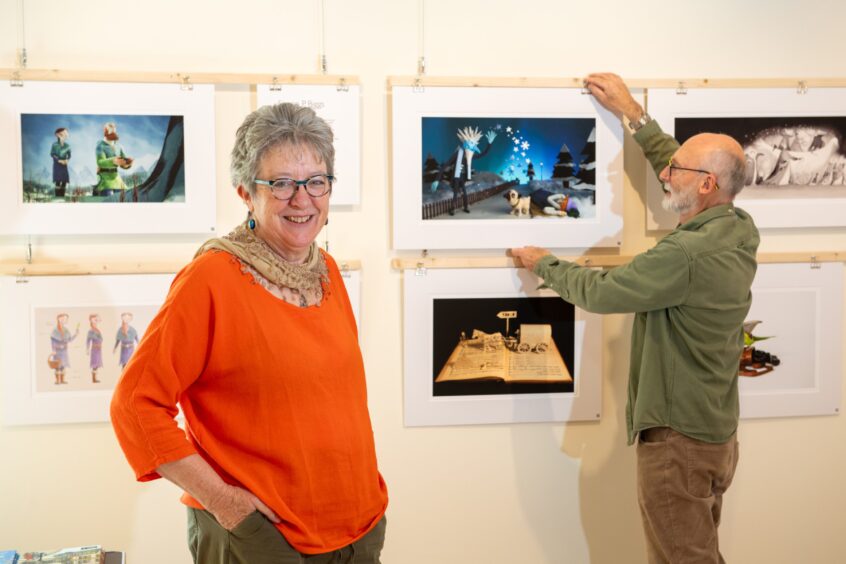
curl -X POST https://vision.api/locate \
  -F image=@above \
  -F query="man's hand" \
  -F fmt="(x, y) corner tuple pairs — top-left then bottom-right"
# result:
(205, 483), (280, 531)
(583, 73), (644, 124)
(510, 246), (552, 272)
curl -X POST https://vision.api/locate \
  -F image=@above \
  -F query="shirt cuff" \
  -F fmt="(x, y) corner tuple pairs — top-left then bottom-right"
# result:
(533, 254), (560, 290)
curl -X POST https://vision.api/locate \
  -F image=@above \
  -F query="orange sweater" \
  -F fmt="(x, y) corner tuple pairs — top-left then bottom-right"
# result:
(110, 251), (388, 554)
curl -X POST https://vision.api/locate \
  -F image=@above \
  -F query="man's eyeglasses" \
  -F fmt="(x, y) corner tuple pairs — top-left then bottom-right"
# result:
(254, 174), (335, 200)
(667, 158), (720, 190)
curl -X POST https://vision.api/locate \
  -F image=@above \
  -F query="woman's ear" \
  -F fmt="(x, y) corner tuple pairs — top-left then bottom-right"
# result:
(236, 184), (253, 211)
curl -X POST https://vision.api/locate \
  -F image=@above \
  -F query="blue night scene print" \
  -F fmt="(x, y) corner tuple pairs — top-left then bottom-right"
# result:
(421, 116), (596, 220)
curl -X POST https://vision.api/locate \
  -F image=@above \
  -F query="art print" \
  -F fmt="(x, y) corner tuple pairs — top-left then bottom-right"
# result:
(646, 88), (846, 230)
(421, 117), (596, 220)
(738, 262), (842, 419)
(432, 296), (575, 397)
(21, 113), (184, 203)
(403, 267), (602, 426)
(1, 273), (174, 425)
(34, 305), (157, 393)
(392, 85), (623, 250)
(0, 81), (215, 235)
(257, 84), (361, 206)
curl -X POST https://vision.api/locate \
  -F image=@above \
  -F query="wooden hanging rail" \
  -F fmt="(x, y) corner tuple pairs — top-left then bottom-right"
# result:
(391, 252), (845, 270)
(388, 76), (846, 89)
(0, 68), (359, 86)
(0, 259), (361, 277)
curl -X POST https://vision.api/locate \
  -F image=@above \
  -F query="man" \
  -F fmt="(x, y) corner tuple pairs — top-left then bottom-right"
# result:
(95, 122), (133, 198)
(511, 73), (759, 564)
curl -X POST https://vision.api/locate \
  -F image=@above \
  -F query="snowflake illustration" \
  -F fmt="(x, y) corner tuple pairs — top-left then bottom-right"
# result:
(513, 146), (519, 152)
(506, 126), (512, 133)
(521, 141), (530, 151)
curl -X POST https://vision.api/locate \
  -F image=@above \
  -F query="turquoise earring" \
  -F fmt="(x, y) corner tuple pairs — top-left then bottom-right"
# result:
(247, 211), (256, 230)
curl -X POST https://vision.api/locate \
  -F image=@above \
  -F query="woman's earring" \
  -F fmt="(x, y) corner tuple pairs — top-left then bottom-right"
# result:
(247, 211), (256, 230)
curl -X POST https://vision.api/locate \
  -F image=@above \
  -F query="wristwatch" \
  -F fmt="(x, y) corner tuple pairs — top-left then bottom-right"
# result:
(628, 112), (652, 132)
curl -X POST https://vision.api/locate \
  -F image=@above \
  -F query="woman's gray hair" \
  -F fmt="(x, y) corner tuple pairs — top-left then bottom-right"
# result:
(230, 102), (334, 194)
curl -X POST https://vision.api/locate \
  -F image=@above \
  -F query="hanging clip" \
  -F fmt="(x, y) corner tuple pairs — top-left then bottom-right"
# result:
(15, 267), (29, 284)
(415, 249), (428, 275)
(25, 235), (33, 264)
(581, 80), (591, 95)
(336, 77), (349, 93)
(10, 70), (23, 87)
(810, 255), (821, 270)
(179, 75), (193, 91)
(412, 76), (425, 94)
(797, 81), (808, 95)
(320, 55), (328, 75)
(676, 81), (688, 95)
(340, 261), (351, 278)
(417, 56), (426, 76)
(270, 76), (282, 92)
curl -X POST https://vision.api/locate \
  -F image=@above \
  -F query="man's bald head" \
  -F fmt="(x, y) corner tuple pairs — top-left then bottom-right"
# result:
(679, 133), (747, 198)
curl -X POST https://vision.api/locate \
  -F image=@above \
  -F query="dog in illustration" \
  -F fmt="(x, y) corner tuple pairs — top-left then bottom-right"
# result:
(504, 189), (531, 217)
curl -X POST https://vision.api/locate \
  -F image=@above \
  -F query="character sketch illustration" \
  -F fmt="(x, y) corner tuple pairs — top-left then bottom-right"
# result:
(34, 305), (156, 393)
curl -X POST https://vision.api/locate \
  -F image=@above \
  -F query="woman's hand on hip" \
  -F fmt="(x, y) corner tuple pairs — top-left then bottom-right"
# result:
(207, 483), (281, 531)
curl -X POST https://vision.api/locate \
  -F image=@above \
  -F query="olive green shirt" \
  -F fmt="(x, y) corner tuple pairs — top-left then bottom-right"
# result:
(535, 120), (759, 444)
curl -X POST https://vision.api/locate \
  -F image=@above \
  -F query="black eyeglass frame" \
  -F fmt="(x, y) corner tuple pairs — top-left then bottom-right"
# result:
(666, 158), (720, 190)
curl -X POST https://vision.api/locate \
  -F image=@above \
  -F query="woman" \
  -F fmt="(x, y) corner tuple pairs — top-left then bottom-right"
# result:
(50, 127), (71, 198)
(50, 313), (78, 385)
(110, 103), (388, 563)
(112, 312), (138, 370)
(85, 314), (103, 383)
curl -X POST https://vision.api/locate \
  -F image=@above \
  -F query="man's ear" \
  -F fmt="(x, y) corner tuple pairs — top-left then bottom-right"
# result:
(700, 174), (718, 194)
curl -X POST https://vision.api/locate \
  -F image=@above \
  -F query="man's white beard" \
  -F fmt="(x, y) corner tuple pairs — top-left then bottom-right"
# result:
(661, 184), (697, 214)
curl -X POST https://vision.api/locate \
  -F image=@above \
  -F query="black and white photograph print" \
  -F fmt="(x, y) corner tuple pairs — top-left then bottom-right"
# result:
(645, 87), (846, 230)
(675, 116), (846, 199)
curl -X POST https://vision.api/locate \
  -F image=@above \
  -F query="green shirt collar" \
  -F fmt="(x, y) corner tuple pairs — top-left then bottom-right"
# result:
(677, 203), (736, 231)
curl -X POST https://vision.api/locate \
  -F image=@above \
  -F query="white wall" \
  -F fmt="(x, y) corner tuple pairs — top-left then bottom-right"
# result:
(1, 1), (845, 562)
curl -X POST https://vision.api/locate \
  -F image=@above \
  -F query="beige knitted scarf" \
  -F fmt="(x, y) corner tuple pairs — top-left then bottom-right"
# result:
(194, 221), (328, 295)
